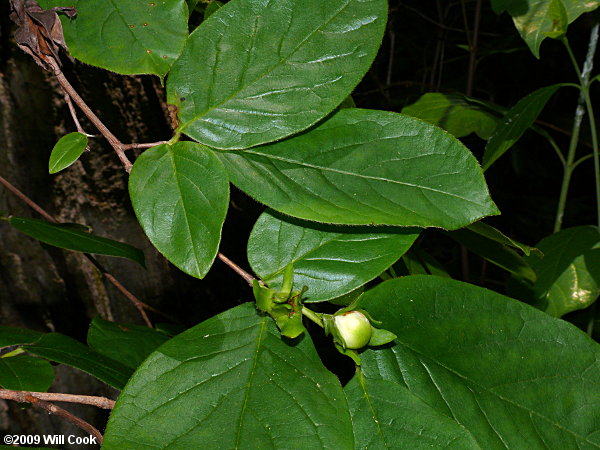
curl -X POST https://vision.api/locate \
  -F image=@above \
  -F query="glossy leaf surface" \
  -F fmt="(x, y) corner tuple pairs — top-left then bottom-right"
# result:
(129, 142), (229, 278)
(402, 93), (499, 139)
(491, 0), (600, 57)
(358, 275), (600, 448)
(9, 217), (145, 267)
(345, 374), (479, 449)
(248, 210), (419, 302)
(87, 317), (170, 370)
(24, 333), (131, 389)
(0, 327), (43, 348)
(48, 132), (87, 174)
(0, 355), (54, 392)
(38, 0), (188, 77)
(217, 109), (499, 229)
(483, 84), (568, 170)
(103, 303), (353, 449)
(527, 226), (600, 317)
(167, 0), (387, 149)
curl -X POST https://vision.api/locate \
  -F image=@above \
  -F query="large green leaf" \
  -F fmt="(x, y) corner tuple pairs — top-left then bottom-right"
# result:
(345, 372), (479, 449)
(247, 210), (419, 302)
(129, 142), (229, 278)
(167, 0), (387, 149)
(491, 0), (600, 57)
(358, 275), (600, 448)
(0, 355), (55, 392)
(9, 217), (145, 267)
(483, 84), (569, 170)
(526, 226), (600, 317)
(0, 327), (43, 348)
(402, 93), (499, 140)
(48, 132), (88, 174)
(24, 333), (131, 389)
(103, 303), (353, 449)
(217, 109), (499, 229)
(38, 0), (188, 77)
(87, 317), (170, 370)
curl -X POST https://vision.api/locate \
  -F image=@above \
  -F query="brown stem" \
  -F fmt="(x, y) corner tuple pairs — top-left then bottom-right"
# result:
(0, 388), (115, 409)
(121, 141), (169, 151)
(2, 391), (103, 444)
(0, 174), (56, 223)
(103, 273), (152, 327)
(48, 60), (132, 172)
(64, 93), (90, 137)
(217, 252), (254, 286)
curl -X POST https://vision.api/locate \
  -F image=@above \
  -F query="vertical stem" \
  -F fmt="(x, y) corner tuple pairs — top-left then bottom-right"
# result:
(555, 28), (599, 231)
(466, 0), (482, 96)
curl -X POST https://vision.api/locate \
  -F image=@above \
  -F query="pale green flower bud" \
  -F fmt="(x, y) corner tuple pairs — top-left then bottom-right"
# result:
(333, 310), (372, 349)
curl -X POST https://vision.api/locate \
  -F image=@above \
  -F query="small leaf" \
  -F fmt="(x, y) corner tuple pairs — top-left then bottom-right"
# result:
(368, 327), (396, 347)
(217, 109), (499, 229)
(24, 333), (131, 389)
(466, 221), (540, 256)
(345, 373), (479, 449)
(401, 247), (451, 278)
(167, 0), (387, 149)
(448, 227), (537, 282)
(248, 210), (419, 302)
(9, 216), (145, 267)
(38, 0), (188, 77)
(402, 93), (499, 140)
(103, 303), (353, 448)
(525, 226), (600, 317)
(483, 84), (570, 170)
(87, 317), (170, 371)
(48, 132), (87, 174)
(0, 327), (43, 348)
(0, 355), (55, 392)
(491, 0), (600, 57)
(129, 142), (229, 278)
(358, 275), (600, 448)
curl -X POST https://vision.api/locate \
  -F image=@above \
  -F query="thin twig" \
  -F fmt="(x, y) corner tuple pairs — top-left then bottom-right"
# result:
(63, 94), (93, 137)
(217, 253), (254, 286)
(47, 60), (132, 172)
(0, 388), (115, 409)
(1, 391), (103, 444)
(121, 141), (169, 151)
(466, 0), (482, 96)
(0, 175), (153, 326)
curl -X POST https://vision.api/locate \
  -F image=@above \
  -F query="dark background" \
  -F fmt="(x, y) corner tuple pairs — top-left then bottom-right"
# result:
(1, 0), (598, 443)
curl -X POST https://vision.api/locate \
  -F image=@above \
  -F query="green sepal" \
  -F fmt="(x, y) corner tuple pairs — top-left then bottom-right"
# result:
(252, 280), (277, 313)
(334, 342), (361, 366)
(368, 327), (397, 347)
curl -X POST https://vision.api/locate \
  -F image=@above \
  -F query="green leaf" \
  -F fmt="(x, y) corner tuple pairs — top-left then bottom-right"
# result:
(38, 0), (188, 77)
(129, 142), (229, 278)
(448, 227), (537, 282)
(401, 247), (451, 278)
(465, 221), (540, 256)
(345, 373), (479, 449)
(217, 109), (499, 229)
(248, 210), (419, 302)
(358, 275), (600, 448)
(0, 355), (54, 392)
(9, 216), (145, 267)
(402, 93), (499, 140)
(483, 84), (569, 170)
(526, 226), (600, 317)
(24, 333), (131, 389)
(491, 0), (600, 57)
(103, 303), (353, 449)
(48, 132), (87, 174)
(87, 317), (170, 371)
(0, 327), (43, 348)
(167, 0), (387, 149)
